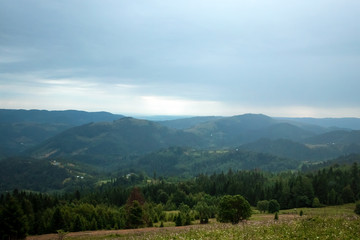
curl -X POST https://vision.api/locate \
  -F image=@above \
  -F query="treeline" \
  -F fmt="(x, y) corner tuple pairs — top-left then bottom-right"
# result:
(0, 162), (359, 238)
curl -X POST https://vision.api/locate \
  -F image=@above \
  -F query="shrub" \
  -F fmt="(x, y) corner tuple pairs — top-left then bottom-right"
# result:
(217, 195), (252, 224)
(312, 197), (322, 208)
(268, 199), (280, 213)
(256, 200), (269, 213)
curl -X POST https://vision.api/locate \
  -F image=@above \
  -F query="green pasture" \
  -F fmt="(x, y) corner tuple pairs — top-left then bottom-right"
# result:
(64, 204), (359, 240)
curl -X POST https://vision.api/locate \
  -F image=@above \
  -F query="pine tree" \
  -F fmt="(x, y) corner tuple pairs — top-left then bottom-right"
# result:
(50, 207), (65, 232)
(72, 215), (83, 232)
(175, 213), (183, 226)
(126, 200), (144, 228)
(0, 196), (28, 239)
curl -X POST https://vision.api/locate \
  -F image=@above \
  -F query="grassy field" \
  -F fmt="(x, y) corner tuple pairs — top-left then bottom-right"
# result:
(31, 204), (360, 240)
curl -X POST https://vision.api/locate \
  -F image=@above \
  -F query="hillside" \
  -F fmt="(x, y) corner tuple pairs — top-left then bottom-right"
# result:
(0, 122), (70, 158)
(304, 130), (360, 145)
(0, 109), (124, 159)
(28, 118), (204, 167)
(134, 147), (299, 176)
(239, 138), (344, 162)
(185, 114), (316, 147)
(158, 116), (223, 129)
(280, 117), (360, 130)
(0, 157), (95, 192)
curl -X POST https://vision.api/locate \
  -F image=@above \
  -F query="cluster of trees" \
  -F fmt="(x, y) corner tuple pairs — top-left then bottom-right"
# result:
(0, 162), (359, 238)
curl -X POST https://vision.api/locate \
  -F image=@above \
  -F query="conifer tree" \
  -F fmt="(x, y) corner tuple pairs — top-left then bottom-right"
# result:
(0, 196), (28, 239)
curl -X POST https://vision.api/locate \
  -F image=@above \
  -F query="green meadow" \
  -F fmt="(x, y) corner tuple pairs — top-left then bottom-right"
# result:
(63, 204), (359, 240)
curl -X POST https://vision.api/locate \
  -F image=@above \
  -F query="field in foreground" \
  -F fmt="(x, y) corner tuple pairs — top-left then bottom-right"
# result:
(28, 204), (359, 240)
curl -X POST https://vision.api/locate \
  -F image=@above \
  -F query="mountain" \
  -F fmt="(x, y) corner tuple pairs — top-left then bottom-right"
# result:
(185, 114), (316, 147)
(239, 138), (343, 162)
(304, 130), (360, 145)
(301, 153), (360, 172)
(0, 157), (95, 192)
(0, 109), (124, 125)
(0, 122), (70, 158)
(158, 116), (223, 129)
(278, 117), (360, 130)
(28, 117), (204, 167)
(133, 147), (299, 176)
(0, 109), (124, 159)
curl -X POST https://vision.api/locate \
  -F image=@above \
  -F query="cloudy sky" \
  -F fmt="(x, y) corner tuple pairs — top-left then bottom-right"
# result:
(1, 0), (360, 117)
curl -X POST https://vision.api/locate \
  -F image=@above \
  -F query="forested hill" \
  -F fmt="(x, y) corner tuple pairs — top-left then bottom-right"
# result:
(0, 109), (124, 159)
(17, 113), (360, 169)
(28, 118), (204, 166)
(182, 114), (318, 147)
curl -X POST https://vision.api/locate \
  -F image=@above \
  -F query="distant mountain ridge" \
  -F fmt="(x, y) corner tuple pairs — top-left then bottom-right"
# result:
(2, 110), (360, 192)
(2, 109), (360, 174)
(0, 109), (124, 125)
(22, 113), (360, 166)
(184, 114), (316, 147)
(277, 117), (360, 130)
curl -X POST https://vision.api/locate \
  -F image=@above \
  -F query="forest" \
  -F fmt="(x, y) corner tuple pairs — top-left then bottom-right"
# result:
(1, 161), (359, 238)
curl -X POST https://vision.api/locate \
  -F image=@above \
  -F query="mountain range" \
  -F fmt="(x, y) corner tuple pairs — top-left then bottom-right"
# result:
(1, 109), (360, 192)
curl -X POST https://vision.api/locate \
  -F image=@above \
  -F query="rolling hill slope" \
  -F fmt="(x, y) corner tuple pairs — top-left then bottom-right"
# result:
(28, 117), (204, 167)
(0, 109), (124, 159)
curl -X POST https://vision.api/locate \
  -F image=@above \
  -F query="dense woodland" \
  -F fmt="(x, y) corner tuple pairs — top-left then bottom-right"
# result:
(1, 162), (359, 238)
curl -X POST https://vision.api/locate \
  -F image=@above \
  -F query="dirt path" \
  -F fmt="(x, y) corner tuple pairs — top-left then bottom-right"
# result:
(27, 214), (299, 240)
(27, 226), (190, 240)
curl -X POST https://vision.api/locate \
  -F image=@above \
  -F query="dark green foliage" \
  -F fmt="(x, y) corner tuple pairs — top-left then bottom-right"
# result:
(217, 195), (252, 224)
(342, 185), (355, 203)
(268, 199), (280, 213)
(350, 162), (360, 199)
(175, 213), (182, 226)
(0, 157), (73, 192)
(300, 210), (304, 216)
(126, 200), (144, 229)
(72, 215), (83, 232)
(1, 160), (360, 236)
(274, 212), (279, 220)
(312, 197), (322, 208)
(257, 200), (269, 213)
(195, 201), (212, 224)
(0, 195), (28, 240)
(355, 201), (360, 215)
(50, 207), (65, 232)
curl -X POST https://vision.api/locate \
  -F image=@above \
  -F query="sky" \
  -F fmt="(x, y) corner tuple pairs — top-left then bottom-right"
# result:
(1, 0), (360, 118)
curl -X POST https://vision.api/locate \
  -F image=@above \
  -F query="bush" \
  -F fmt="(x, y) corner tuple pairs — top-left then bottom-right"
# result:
(217, 195), (251, 224)
(268, 199), (280, 213)
(312, 197), (322, 208)
(257, 200), (269, 213)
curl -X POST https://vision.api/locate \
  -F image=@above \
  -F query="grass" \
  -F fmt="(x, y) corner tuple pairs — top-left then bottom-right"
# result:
(63, 204), (359, 240)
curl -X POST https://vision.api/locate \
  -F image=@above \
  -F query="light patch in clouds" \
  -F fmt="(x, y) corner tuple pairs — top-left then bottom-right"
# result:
(140, 96), (223, 116)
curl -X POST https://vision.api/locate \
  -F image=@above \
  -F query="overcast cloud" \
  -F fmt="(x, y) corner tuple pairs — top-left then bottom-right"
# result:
(1, 0), (360, 117)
